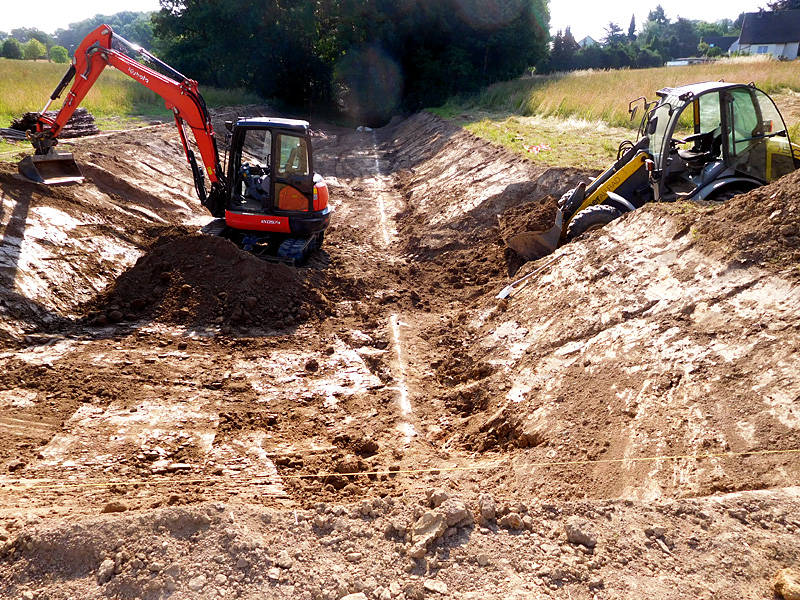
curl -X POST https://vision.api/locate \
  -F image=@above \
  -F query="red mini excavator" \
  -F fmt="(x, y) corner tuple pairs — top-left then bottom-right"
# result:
(19, 24), (331, 265)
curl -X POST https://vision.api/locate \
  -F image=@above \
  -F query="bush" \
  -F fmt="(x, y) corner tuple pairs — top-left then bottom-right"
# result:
(23, 39), (45, 61)
(49, 45), (69, 63)
(2, 38), (22, 60)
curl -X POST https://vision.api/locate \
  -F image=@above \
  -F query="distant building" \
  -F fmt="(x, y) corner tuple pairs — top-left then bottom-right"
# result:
(577, 36), (598, 48)
(730, 9), (800, 59)
(701, 35), (738, 53)
(666, 57), (712, 67)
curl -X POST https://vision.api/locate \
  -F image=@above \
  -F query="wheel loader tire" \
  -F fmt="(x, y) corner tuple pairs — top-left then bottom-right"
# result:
(705, 186), (753, 202)
(566, 205), (624, 241)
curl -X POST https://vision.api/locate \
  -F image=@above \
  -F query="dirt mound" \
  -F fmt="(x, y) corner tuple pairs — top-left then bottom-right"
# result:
(685, 168), (800, 271)
(83, 232), (332, 331)
(498, 194), (559, 239)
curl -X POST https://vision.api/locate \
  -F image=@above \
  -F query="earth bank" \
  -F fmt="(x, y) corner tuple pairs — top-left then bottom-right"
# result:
(0, 108), (798, 599)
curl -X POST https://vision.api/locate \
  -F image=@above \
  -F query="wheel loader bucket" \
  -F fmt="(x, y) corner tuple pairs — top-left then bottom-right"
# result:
(18, 152), (84, 185)
(505, 209), (564, 261)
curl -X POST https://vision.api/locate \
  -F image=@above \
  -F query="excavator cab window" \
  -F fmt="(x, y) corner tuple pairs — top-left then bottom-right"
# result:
(232, 128), (272, 211)
(275, 134), (311, 211)
(277, 135), (309, 177)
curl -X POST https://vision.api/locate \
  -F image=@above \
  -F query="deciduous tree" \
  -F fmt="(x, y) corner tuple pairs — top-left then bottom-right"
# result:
(49, 45), (69, 63)
(23, 38), (46, 61)
(1, 38), (23, 60)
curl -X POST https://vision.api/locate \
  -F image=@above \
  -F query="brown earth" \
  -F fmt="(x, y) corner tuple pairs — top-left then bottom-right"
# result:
(0, 107), (799, 600)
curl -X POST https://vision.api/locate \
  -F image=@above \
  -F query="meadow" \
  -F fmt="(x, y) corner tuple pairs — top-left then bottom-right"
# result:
(0, 58), (260, 132)
(434, 57), (800, 169)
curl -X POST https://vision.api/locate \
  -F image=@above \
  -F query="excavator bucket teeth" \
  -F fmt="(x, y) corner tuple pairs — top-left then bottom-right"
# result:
(18, 152), (84, 185)
(505, 209), (564, 261)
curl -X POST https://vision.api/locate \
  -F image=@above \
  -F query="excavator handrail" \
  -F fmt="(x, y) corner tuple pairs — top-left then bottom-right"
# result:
(29, 24), (226, 217)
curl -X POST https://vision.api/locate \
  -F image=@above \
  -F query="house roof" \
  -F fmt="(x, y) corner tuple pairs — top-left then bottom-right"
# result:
(739, 10), (800, 45)
(702, 36), (737, 50)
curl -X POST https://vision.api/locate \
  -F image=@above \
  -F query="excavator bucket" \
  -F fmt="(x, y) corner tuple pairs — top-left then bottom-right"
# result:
(18, 152), (84, 185)
(505, 209), (564, 262)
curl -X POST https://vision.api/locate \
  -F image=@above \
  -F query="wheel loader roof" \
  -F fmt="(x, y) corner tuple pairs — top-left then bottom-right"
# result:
(656, 81), (752, 101)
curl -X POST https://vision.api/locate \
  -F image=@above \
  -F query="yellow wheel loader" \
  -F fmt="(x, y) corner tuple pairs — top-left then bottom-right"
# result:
(513, 81), (800, 261)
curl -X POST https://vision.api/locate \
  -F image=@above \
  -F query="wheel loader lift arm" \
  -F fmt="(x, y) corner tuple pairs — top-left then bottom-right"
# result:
(29, 24), (227, 216)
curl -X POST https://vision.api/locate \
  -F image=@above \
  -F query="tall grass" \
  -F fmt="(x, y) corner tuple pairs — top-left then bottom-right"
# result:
(469, 57), (800, 129)
(0, 58), (261, 128)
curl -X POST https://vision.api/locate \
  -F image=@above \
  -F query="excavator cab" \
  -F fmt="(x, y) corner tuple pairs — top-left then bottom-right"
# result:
(219, 118), (331, 263)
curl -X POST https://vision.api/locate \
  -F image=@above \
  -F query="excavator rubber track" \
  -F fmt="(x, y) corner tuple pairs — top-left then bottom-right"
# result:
(201, 219), (322, 266)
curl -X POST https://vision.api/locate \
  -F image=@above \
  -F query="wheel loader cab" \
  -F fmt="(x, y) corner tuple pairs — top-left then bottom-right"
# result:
(648, 83), (799, 201)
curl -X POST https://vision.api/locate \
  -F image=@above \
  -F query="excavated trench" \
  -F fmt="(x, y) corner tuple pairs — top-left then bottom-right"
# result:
(0, 108), (799, 600)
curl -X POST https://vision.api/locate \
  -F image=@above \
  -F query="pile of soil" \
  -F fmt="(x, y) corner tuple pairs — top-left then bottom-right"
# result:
(685, 168), (800, 270)
(82, 232), (333, 331)
(11, 108), (100, 138)
(497, 194), (559, 240)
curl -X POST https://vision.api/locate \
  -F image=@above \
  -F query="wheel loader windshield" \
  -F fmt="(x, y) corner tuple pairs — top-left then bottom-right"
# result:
(726, 87), (797, 182)
(648, 102), (675, 166)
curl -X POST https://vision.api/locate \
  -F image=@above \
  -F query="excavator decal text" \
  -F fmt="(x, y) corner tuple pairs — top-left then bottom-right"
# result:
(128, 67), (150, 84)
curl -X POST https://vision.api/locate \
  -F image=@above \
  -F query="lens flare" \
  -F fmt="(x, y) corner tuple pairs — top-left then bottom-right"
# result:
(336, 46), (403, 127)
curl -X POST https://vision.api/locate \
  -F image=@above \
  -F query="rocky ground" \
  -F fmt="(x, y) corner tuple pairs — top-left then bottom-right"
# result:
(0, 106), (798, 599)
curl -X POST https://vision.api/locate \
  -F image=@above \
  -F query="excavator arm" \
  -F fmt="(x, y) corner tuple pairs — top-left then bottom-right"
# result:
(26, 24), (226, 217)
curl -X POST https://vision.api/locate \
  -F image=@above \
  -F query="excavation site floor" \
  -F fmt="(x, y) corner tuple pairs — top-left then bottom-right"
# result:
(0, 108), (799, 600)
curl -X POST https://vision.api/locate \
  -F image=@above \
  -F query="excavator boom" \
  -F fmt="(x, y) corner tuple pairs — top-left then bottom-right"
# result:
(21, 24), (227, 217)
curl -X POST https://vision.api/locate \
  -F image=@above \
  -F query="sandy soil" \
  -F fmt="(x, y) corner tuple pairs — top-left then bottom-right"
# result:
(0, 107), (799, 600)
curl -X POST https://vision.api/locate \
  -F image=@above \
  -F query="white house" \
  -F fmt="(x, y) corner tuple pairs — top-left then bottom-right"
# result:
(730, 9), (800, 59)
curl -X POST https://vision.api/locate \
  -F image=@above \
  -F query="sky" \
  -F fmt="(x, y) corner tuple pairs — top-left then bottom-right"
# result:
(1, 0), (162, 34)
(1, 0), (769, 39)
(550, 0), (766, 42)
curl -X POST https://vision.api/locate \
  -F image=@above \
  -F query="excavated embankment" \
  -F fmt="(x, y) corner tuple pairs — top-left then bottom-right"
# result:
(0, 109), (798, 600)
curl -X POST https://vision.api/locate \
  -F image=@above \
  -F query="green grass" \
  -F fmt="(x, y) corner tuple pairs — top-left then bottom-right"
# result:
(469, 57), (800, 127)
(446, 111), (632, 170)
(0, 58), (261, 130)
(434, 56), (800, 169)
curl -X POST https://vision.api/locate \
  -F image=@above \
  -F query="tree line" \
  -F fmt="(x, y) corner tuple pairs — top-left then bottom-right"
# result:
(0, 1), (549, 125)
(150, 0), (550, 124)
(0, 12), (153, 63)
(3, 1), (799, 123)
(543, 6), (743, 73)
(544, 0), (800, 73)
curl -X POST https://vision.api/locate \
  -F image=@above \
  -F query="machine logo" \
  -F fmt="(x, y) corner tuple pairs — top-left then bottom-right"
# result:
(128, 67), (149, 84)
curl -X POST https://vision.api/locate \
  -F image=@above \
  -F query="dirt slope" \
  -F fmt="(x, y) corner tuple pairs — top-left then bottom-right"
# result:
(0, 109), (799, 600)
